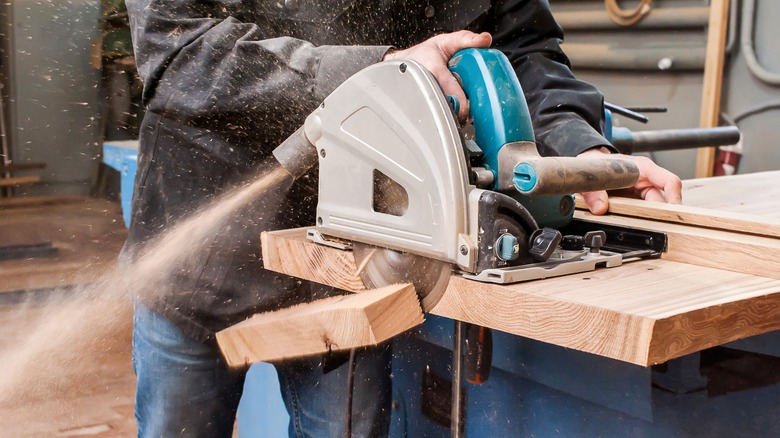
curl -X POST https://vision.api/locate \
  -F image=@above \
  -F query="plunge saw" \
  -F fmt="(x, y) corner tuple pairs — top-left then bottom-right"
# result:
(272, 48), (665, 311)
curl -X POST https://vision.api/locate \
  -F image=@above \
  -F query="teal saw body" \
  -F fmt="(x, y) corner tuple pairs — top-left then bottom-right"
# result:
(449, 48), (577, 228)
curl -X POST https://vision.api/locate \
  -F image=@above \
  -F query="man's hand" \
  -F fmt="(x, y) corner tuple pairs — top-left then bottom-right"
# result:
(384, 30), (492, 120)
(577, 148), (682, 215)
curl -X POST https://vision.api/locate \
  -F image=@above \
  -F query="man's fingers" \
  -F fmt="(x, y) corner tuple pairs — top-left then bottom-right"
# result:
(433, 31), (491, 119)
(642, 187), (666, 203)
(386, 31), (492, 121)
(581, 190), (609, 215)
(429, 66), (469, 120)
(436, 31), (492, 58)
(643, 161), (683, 204)
(663, 177), (683, 204)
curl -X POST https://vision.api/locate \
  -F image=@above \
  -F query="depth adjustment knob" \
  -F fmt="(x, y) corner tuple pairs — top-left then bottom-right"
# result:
(495, 233), (520, 261)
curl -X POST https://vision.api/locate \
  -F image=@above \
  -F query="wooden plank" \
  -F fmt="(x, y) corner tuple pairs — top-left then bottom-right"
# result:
(216, 283), (423, 366)
(574, 195), (780, 238)
(261, 228), (780, 366)
(695, 0), (731, 178)
(682, 171), (780, 216)
(261, 228), (369, 293)
(574, 211), (780, 280)
(0, 175), (40, 187)
(0, 162), (46, 173)
(0, 196), (84, 210)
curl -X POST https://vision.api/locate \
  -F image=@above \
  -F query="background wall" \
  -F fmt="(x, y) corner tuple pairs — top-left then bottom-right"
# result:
(551, 0), (780, 180)
(0, 1), (778, 192)
(0, 0), (102, 196)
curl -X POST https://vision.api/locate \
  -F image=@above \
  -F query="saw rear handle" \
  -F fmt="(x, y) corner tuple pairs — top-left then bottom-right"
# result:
(511, 155), (639, 196)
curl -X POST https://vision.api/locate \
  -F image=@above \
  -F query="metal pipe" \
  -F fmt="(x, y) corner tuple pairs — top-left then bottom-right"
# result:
(741, 0), (780, 85)
(613, 126), (741, 153)
(556, 7), (710, 31)
(563, 43), (705, 71)
(451, 320), (463, 438)
(605, 102), (649, 124)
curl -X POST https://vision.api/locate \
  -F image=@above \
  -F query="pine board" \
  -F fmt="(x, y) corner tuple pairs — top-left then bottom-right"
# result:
(0, 175), (40, 187)
(217, 283), (423, 366)
(575, 196), (780, 238)
(682, 171), (780, 216)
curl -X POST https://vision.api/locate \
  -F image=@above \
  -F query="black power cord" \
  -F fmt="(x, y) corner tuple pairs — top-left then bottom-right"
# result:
(345, 348), (358, 438)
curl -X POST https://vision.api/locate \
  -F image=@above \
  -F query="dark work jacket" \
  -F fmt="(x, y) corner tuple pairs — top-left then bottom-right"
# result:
(124, 0), (614, 344)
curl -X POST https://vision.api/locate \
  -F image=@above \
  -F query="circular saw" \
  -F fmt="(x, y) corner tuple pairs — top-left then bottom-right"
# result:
(274, 49), (642, 311)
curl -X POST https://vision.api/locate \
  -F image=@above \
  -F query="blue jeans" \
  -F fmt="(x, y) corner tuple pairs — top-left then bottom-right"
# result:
(132, 301), (392, 437)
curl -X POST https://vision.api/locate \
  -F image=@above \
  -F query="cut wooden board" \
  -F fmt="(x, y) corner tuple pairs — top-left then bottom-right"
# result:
(575, 210), (780, 281)
(261, 228), (369, 293)
(216, 283), (423, 366)
(574, 195), (780, 238)
(261, 228), (780, 366)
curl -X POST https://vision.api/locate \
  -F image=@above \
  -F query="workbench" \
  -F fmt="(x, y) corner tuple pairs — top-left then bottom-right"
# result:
(228, 171), (780, 436)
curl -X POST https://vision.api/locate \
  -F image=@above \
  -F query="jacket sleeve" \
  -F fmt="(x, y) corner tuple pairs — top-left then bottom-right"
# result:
(487, 0), (616, 157)
(126, 0), (390, 139)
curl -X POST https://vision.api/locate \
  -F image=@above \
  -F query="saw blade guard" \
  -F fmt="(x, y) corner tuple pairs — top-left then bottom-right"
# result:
(306, 59), (478, 272)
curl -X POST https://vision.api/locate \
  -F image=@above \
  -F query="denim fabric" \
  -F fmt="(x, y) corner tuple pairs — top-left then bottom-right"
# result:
(275, 346), (393, 438)
(132, 300), (245, 437)
(132, 301), (392, 437)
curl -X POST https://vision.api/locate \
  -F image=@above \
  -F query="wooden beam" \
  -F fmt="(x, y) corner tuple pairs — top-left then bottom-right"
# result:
(0, 175), (40, 187)
(574, 210), (780, 280)
(261, 228), (369, 293)
(0, 162), (46, 173)
(695, 0), (731, 178)
(0, 196), (84, 210)
(575, 195), (780, 238)
(216, 283), (423, 367)
(260, 228), (780, 366)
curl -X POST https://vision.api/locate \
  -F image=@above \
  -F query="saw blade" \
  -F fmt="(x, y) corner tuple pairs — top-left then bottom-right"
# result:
(353, 243), (451, 311)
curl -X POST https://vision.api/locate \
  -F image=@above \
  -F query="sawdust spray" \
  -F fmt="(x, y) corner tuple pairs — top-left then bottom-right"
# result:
(0, 164), (292, 409)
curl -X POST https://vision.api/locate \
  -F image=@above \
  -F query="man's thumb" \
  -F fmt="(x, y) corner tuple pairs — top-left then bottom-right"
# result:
(581, 191), (609, 215)
(439, 31), (492, 56)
